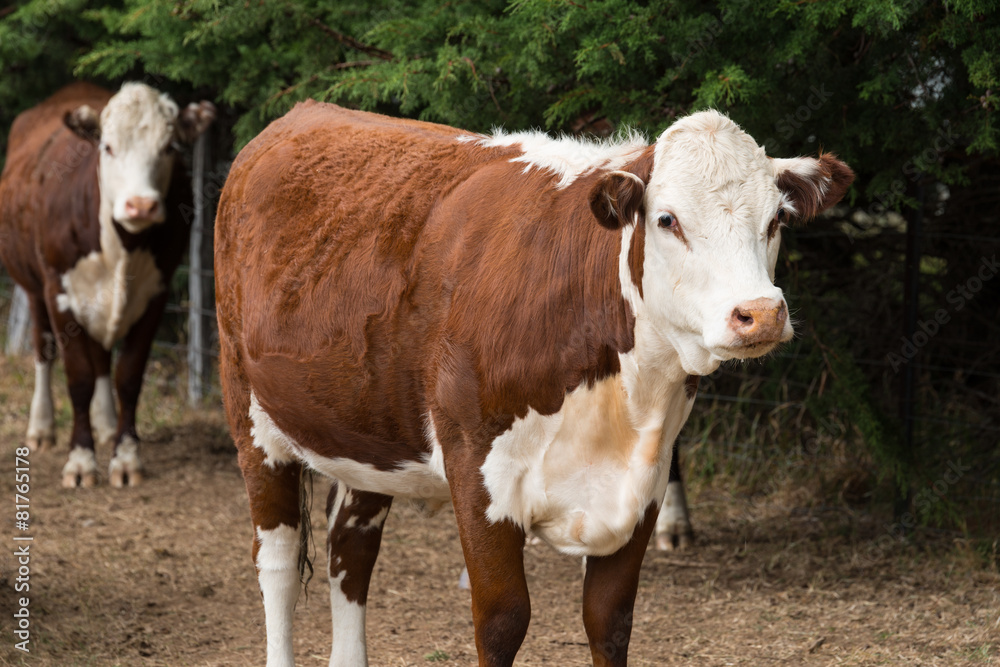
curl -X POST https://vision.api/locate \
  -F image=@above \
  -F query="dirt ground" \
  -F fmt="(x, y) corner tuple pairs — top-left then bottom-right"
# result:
(0, 353), (997, 666)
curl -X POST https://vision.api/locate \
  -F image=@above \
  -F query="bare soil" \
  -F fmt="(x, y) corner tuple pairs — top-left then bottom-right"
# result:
(0, 353), (997, 666)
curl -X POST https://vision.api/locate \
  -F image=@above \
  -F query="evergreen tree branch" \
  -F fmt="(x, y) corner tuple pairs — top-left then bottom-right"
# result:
(308, 17), (392, 61)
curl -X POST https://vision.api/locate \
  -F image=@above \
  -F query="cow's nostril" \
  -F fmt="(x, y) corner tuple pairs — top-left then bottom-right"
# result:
(733, 309), (754, 327)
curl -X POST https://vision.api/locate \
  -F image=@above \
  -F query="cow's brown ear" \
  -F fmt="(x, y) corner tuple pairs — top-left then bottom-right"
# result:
(773, 153), (854, 222)
(63, 105), (101, 142)
(589, 146), (654, 230)
(177, 100), (216, 144)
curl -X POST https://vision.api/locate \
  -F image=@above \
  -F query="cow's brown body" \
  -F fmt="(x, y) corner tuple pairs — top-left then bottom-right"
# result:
(218, 102), (635, 466)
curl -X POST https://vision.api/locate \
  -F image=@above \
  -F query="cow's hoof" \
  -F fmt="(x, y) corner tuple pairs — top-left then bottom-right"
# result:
(109, 466), (143, 488)
(26, 434), (55, 453)
(656, 527), (694, 552)
(62, 448), (98, 488)
(61, 471), (99, 488)
(109, 436), (143, 488)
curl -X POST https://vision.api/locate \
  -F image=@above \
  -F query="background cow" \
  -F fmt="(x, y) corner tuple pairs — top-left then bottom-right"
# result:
(0, 82), (214, 487)
(215, 103), (852, 666)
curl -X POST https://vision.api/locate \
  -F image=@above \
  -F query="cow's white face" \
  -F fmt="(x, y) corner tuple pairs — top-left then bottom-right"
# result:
(64, 83), (215, 234)
(592, 111), (853, 376)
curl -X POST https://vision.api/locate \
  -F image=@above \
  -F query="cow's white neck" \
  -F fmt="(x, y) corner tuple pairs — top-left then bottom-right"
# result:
(55, 198), (164, 349)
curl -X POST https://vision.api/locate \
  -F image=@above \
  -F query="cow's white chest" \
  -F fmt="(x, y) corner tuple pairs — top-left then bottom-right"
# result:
(480, 371), (694, 557)
(57, 243), (163, 350)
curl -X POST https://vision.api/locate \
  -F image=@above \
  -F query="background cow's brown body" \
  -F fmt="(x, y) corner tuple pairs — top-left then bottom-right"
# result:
(0, 82), (207, 487)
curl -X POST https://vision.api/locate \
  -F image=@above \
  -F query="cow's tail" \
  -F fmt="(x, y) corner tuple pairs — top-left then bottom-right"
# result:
(298, 469), (315, 593)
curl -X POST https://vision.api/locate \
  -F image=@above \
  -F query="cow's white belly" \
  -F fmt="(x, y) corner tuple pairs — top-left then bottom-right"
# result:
(481, 373), (693, 557)
(57, 248), (163, 349)
(249, 392), (453, 502)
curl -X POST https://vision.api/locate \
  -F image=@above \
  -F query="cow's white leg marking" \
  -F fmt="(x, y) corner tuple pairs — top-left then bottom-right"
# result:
(27, 360), (55, 451)
(256, 524), (301, 667)
(61, 447), (98, 488)
(326, 485), (370, 667)
(108, 434), (143, 488)
(90, 375), (117, 448)
(656, 480), (692, 551)
(328, 571), (368, 667)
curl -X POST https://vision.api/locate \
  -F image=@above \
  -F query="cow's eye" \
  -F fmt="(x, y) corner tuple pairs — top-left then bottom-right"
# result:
(102, 143), (114, 157)
(776, 208), (787, 223)
(658, 213), (678, 230)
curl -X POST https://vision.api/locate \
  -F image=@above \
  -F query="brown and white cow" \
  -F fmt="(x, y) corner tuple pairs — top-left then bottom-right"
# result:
(0, 82), (214, 487)
(215, 102), (852, 666)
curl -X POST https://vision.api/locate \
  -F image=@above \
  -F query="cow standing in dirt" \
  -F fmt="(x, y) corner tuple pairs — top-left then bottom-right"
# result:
(0, 82), (214, 487)
(215, 103), (852, 666)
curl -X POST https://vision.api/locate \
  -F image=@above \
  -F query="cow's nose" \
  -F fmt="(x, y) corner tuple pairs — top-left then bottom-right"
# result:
(729, 298), (787, 345)
(124, 196), (159, 221)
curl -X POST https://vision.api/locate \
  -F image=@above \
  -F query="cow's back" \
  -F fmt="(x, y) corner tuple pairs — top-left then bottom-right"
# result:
(218, 101), (514, 353)
(0, 83), (110, 286)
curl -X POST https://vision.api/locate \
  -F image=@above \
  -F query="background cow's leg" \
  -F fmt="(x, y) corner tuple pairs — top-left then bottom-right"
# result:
(583, 504), (658, 667)
(26, 292), (56, 452)
(51, 305), (105, 488)
(655, 439), (694, 551)
(445, 445), (531, 667)
(109, 292), (167, 487)
(325, 481), (392, 667)
(90, 371), (117, 453)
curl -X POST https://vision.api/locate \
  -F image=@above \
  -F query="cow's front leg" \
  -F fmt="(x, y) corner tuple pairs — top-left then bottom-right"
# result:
(583, 504), (658, 667)
(26, 292), (56, 452)
(325, 481), (392, 666)
(109, 292), (167, 487)
(655, 440), (693, 551)
(52, 317), (105, 489)
(445, 445), (530, 667)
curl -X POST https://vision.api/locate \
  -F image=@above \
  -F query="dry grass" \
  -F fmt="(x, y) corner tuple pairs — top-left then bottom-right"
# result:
(0, 353), (996, 666)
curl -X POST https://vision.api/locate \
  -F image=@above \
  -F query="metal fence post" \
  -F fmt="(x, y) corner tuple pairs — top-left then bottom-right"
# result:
(187, 129), (212, 405)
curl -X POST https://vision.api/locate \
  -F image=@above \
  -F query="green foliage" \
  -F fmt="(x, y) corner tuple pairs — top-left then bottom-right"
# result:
(1, 0), (996, 532)
(3, 0), (996, 177)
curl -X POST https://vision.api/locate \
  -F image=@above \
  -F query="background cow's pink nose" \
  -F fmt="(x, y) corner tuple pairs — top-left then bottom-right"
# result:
(124, 196), (158, 221)
(729, 298), (787, 345)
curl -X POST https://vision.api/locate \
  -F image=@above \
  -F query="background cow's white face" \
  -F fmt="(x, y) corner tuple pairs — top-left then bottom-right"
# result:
(591, 110), (853, 376)
(64, 82), (215, 234)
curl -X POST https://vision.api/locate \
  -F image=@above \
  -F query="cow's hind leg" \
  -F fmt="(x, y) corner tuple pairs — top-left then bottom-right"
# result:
(108, 292), (168, 487)
(655, 439), (694, 551)
(26, 292), (56, 452)
(325, 481), (391, 667)
(242, 445), (304, 667)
